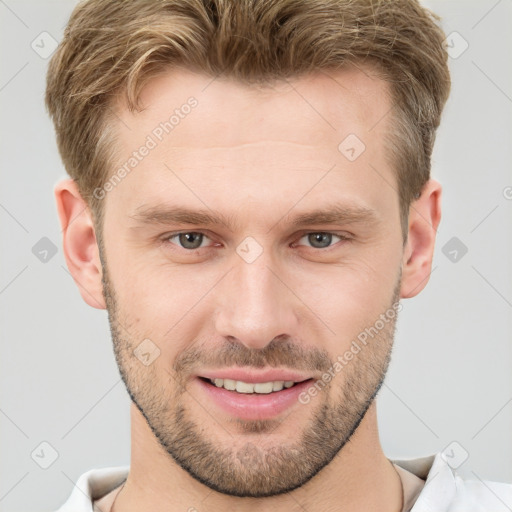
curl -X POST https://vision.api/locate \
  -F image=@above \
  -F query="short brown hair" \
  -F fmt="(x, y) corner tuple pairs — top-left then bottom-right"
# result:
(46, 0), (451, 238)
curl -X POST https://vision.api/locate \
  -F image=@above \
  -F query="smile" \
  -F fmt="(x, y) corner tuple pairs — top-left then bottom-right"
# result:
(208, 378), (298, 394)
(196, 374), (315, 421)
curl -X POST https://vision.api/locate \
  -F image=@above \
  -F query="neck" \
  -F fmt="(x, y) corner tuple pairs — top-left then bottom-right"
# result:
(113, 401), (403, 512)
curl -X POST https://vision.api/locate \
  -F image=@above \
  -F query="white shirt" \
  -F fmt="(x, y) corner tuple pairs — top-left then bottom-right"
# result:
(56, 452), (512, 512)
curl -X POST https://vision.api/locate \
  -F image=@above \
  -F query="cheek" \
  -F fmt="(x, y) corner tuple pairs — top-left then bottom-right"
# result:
(110, 254), (222, 344)
(106, 217), (401, 353)
(294, 257), (399, 343)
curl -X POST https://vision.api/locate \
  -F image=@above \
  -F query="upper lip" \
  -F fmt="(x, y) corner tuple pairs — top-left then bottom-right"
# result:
(197, 368), (314, 384)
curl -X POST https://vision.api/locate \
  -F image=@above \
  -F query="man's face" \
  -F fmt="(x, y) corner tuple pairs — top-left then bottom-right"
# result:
(99, 66), (405, 496)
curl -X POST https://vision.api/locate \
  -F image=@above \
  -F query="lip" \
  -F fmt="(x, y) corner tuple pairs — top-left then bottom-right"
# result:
(197, 368), (313, 384)
(194, 375), (314, 421)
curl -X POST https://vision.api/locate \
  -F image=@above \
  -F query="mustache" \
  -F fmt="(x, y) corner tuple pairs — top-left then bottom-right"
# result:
(172, 337), (333, 376)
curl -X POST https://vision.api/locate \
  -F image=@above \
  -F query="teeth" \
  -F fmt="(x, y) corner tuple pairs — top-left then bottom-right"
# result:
(273, 381), (284, 392)
(236, 380), (254, 393)
(223, 378), (236, 391)
(254, 382), (274, 394)
(210, 378), (298, 393)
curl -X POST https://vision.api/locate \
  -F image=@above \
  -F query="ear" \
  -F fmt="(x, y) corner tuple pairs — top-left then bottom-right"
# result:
(400, 179), (442, 298)
(54, 179), (106, 309)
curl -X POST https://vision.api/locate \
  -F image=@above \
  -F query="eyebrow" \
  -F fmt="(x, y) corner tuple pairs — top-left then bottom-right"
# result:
(129, 203), (379, 232)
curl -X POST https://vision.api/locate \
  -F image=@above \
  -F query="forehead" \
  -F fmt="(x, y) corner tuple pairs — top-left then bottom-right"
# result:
(104, 65), (397, 225)
(113, 63), (392, 148)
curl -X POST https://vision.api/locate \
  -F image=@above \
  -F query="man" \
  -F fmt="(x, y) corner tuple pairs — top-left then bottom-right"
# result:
(46, 0), (511, 510)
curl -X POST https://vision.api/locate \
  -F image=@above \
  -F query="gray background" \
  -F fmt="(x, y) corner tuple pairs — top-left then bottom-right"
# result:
(1, 0), (511, 510)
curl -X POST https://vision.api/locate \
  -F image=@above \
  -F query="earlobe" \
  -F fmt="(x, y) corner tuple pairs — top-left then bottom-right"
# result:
(54, 179), (106, 309)
(400, 179), (442, 299)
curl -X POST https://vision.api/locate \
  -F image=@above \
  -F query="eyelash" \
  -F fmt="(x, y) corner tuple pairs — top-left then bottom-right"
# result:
(160, 231), (352, 251)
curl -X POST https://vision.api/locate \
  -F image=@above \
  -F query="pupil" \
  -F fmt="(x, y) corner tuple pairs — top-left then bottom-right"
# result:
(180, 232), (202, 249)
(309, 233), (331, 248)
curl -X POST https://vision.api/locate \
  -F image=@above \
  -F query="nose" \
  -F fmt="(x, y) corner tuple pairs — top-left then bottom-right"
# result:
(213, 250), (300, 350)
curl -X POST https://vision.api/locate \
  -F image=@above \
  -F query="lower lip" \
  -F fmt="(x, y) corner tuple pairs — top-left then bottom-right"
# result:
(195, 377), (313, 421)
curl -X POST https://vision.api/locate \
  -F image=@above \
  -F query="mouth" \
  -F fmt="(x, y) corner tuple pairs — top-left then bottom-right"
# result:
(199, 376), (307, 394)
(194, 371), (316, 421)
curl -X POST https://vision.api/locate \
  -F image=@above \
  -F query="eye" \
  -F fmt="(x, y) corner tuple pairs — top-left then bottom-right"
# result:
(165, 232), (212, 250)
(295, 232), (349, 249)
(161, 231), (350, 252)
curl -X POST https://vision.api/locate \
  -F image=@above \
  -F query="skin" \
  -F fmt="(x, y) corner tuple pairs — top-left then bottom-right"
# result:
(55, 65), (441, 512)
